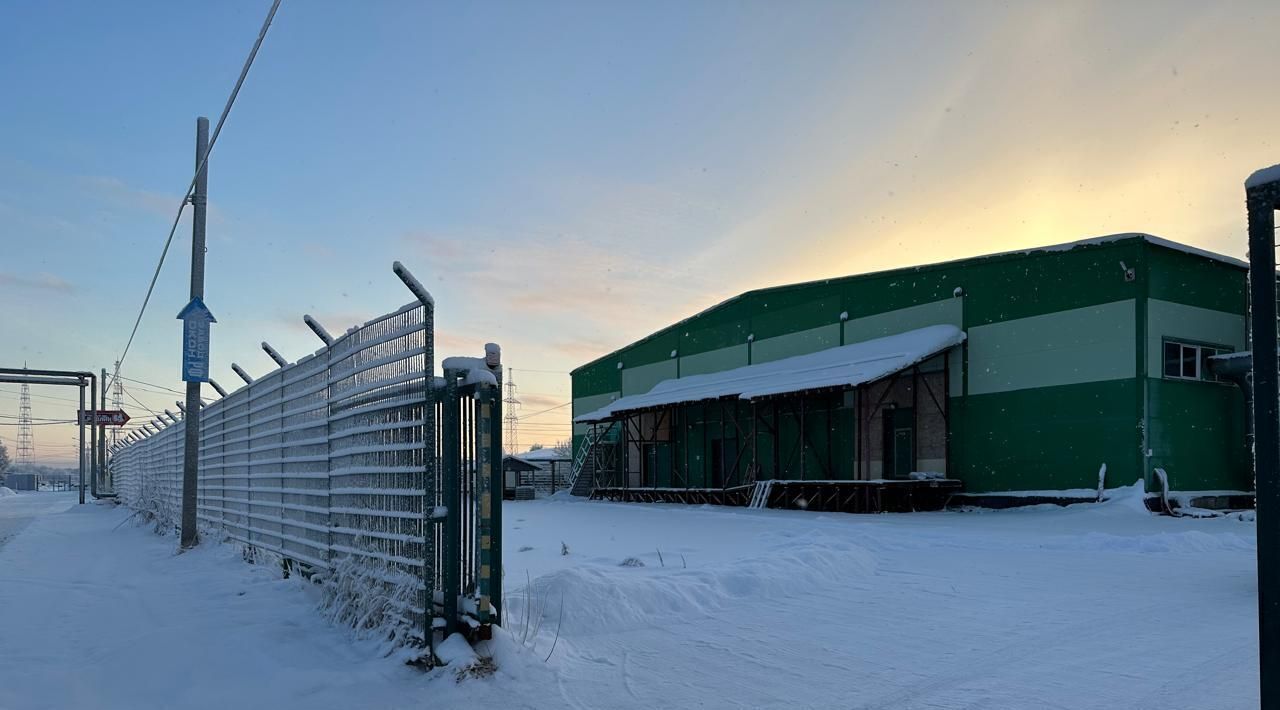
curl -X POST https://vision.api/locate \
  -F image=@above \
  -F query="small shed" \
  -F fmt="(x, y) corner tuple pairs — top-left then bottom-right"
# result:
(516, 448), (573, 493)
(502, 456), (540, 499)
(3, 473), (37, 491)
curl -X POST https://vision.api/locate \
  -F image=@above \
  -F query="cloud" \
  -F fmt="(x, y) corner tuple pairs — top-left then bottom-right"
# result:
(0, 272), (74, 293)
(79, 175), (180, 219)
(517, 392), (568, 413)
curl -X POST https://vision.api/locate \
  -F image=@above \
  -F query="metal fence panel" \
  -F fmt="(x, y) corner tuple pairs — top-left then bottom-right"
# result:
(110, 299), (499, 652)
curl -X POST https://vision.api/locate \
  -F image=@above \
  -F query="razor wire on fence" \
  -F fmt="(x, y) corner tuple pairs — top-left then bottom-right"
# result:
(110, 295), (503, 659)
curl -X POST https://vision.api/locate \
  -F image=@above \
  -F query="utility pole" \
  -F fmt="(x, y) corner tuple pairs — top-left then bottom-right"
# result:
(180, 116), (210, 549)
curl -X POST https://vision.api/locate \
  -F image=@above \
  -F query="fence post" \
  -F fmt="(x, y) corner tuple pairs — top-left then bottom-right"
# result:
(392, 262), (438, 646)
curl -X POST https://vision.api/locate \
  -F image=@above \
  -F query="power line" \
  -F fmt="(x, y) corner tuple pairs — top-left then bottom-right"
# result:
(0, 387), (83, 406)
(0, 414), (78, 423)
(117, 376), (185, 396)
(121, 386), (159, 417)
(517, 401), (570, 420)
(107, 0), (283, 393)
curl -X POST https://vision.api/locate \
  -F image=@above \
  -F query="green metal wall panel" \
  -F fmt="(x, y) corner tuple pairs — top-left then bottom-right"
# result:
(749, 283), (842, 341)
(681, 344), (748, 376)
(1144, 243), (1247, 314)
(680, 304), (752, 356)
(572, 361), (620, 399)
(843, 298), (963, 341)
(621, 360), (677, 397)
(751, 324), (841, 364)
(622, 330), (681, 369)
(967, 299), (1136, 395)
(950, 379), (1139, 492)
(571, 391), (620, 438)
(1145, 299), (1246, 377)
(1146, 378), (1249, 491)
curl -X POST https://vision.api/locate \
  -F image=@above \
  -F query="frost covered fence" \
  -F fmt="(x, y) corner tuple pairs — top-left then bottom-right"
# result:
(110, 275), (504, 656)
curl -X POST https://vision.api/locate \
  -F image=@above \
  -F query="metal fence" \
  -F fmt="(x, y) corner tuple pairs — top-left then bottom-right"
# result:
(110, 298), (502, 654)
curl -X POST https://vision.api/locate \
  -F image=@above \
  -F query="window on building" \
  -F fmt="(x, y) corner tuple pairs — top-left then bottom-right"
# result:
(1162, 340), (1231, 382)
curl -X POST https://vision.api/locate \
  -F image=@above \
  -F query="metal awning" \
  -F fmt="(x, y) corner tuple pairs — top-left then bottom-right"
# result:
(575, 324), (965, 423)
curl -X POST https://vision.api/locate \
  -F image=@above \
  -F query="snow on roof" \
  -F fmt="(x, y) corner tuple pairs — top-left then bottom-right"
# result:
(576, 324), (965, 422)
(1246, 163), (1280, 189)
(502, 455), (541, 471)
(520, 448), (571, 461)
(977, 233), (1247, 270)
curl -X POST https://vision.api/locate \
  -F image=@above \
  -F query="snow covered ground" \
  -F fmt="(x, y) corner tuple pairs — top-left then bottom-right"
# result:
(0, 488), (1260, 709)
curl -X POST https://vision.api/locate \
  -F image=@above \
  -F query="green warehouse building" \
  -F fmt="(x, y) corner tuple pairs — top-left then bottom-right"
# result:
(569, 233), (1252, 511)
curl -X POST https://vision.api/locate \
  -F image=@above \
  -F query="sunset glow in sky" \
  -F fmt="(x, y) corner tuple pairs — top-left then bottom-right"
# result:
(2, 0), (1279, 464)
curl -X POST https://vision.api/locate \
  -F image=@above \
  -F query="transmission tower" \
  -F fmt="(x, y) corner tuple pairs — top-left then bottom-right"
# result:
(17, 372), (33, 468)
(503, 367), (520, 455)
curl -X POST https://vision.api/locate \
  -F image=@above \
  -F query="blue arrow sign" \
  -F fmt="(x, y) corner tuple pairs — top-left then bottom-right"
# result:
(177, 297), (216, 383)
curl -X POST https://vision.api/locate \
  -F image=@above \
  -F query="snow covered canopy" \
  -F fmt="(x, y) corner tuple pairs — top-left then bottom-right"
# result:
(575, 324), (965, 423)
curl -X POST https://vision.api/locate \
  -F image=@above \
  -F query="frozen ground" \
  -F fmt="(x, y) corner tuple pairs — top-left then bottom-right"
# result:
(0, 487), (1260, 709)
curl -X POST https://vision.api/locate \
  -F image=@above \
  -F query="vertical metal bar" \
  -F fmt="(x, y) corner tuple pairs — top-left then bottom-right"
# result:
(799, 397), (806, 481)
(100, 368), (108, 493)
(912, 365), (919, 475)
(78, 380), (86, 504)
(90, 374), (97, 497)
(489, 381), (503, 624)
(856, 387), (863, 481)
(476, 386), (494, 634)
(441, 370), (461, 636)
(1247, 175), (1280, 706)
(772, 401), (780, 481)
(751, 402), (758, 484)
(943, 355), (951, 476)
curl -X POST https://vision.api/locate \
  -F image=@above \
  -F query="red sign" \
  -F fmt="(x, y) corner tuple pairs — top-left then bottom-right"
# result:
(77, 410), (131, 426)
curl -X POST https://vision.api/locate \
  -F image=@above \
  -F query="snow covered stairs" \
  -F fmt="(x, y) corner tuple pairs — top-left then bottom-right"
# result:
(748, 480), (775, 509)
(568, 430), (600, 497)
(569, 461), (596, 497)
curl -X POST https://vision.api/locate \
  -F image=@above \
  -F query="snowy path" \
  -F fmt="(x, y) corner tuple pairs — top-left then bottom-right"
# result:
(0, 496), (444, 710)
(0, 490), (1261, 709)
(0, 491), (78, 551)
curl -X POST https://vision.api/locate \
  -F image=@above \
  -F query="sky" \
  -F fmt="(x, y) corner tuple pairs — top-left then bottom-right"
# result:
(2, 0), (1279, 465)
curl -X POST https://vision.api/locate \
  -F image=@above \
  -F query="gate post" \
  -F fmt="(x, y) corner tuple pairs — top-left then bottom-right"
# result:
(474, 382), (502, 635)
(1247, 167), (1280, 707)
(441, 368), (462, 637)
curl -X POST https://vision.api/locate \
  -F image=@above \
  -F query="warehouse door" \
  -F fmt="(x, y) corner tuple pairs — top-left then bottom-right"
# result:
(883, 408), (915, 479)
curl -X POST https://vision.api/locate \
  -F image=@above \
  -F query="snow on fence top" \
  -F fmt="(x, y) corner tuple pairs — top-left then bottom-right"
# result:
(576, 324), (965, 422)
